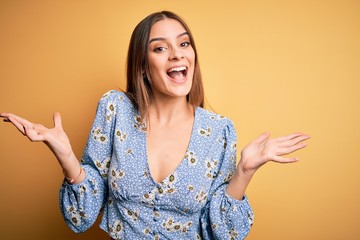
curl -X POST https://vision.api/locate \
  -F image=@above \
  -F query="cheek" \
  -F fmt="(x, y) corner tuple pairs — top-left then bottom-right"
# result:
(184, 48), (195, 69)
(189, 54), (196, 76)
(188, 48), (195, 64)
(148, 55), (165, 75)
(148, 62), (160, 79)
(148, 65), (165, 86)
(189, 55), (196, 78)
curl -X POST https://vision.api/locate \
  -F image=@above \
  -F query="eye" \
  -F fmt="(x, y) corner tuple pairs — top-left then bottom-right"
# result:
(180, 41), (190, 48)
(154, 46), (167, 53)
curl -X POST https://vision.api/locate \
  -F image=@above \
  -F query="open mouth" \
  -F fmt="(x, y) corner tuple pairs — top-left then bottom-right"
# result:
(166, 66), (188, 81)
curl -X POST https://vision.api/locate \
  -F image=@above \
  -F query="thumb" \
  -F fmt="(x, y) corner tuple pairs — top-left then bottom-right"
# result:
(253, 132), (271, 144)
(53, 112), (63, 130)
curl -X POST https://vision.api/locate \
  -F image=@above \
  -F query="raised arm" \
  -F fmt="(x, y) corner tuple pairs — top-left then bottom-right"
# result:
(227, 132), (310, 199)
(0, 112), (84, 183)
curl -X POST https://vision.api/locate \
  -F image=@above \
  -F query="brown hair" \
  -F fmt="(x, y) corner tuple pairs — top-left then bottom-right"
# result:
(126, 11), (204, 120)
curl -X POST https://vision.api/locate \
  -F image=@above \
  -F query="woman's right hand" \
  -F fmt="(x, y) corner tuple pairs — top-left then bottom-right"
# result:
(0, 112), (82, 181)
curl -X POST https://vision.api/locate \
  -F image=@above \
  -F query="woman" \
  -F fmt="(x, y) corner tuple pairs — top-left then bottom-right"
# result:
(0, 11), (309, 239)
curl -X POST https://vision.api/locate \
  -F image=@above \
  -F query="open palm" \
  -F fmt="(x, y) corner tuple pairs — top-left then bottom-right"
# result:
(239, 132), (310, 176)
(0, 112), (73, 163)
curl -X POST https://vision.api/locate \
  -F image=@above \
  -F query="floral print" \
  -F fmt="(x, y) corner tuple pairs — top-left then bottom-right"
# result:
(161, 217), (192, 234)
(185, 150), (198, 166)
(195, 189), (208, 204)
(59, 90), (253, 239)
(115, 129), (127, 142)
(205, 159), (219, 179)
(109, 219), (124, 239)
(91, 126), (108, 143)
(106, 101), (116, 122)
(66, 206), (87, 227)
(94, 156), (111, 178)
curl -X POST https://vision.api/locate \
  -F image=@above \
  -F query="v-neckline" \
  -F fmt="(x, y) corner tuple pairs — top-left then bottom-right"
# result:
(143, 107), (199, 185)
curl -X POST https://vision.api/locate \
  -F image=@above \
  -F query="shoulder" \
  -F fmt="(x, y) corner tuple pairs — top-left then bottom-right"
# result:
(194, 108), (237, 160)
(196, 107), (235, 130)
(97, 90), (134, 112)
(99, 90), (130, 104)
(195, 107), (237, 144)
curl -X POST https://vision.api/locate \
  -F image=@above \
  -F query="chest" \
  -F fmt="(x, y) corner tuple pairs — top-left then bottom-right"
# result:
(107, 108), (226, 211)
(146, 120), (194, 183)
(109, 135), (219, 214)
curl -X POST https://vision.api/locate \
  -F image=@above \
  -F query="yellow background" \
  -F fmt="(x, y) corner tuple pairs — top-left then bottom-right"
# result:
(1, 0), (359, 239)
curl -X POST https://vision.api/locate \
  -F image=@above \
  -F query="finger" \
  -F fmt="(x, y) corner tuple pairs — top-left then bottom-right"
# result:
(0, 112), (8, 118)
(253, 132), (271, 144)
(1, 113), (13, 122)
(53, 112), (63, 130)
(2, 117), (11, 122)
(279, 134), (310, 148)
(272, 155), (299, 163)
(5, 116), (26, 135)
(277, 132), (305, 142)
(2, 113), (33, 128)
(277, 142), (308, 156)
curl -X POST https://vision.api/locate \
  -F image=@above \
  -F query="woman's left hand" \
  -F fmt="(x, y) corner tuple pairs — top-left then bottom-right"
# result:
(238, 132), (310, 176)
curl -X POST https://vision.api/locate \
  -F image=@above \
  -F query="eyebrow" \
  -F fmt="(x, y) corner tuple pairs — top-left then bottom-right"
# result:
(149, 32), (189, 44)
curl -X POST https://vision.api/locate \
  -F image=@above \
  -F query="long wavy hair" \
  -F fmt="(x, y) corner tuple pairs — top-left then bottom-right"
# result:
(126, 11), (204, 120)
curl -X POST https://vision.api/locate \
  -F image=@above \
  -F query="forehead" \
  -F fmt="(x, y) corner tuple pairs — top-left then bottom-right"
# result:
(149, 18), (187, 39)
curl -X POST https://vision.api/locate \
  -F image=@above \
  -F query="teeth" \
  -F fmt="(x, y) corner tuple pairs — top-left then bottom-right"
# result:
(168, 66), (187, 73)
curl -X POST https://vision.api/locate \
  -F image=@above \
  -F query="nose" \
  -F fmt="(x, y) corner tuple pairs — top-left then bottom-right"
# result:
(169, 46), (184, 60)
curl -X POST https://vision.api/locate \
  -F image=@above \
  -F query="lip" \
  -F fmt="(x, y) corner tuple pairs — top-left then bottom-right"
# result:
(166, 65), (188, 83)
(166, 64), (188, 73)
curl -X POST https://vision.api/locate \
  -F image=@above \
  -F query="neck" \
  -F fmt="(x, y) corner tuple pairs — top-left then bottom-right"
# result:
(148, 96), (194, 126)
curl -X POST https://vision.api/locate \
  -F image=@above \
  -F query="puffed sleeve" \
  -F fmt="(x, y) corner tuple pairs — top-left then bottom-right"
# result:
(59, 90), (118, 233)
(200, 119), (254, 240)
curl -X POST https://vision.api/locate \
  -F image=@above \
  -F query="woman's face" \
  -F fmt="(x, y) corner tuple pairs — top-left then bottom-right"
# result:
(147, 18), (195, 101)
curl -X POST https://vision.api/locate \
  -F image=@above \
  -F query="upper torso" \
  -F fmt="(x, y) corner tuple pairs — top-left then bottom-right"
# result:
(98, 91), (234, 238)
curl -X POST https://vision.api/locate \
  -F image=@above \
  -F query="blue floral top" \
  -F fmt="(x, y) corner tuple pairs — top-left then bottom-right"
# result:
(59, 90), (254, 239)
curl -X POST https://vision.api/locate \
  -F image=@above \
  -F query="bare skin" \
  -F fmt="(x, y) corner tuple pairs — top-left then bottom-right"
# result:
(146, 100), (195, 183)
